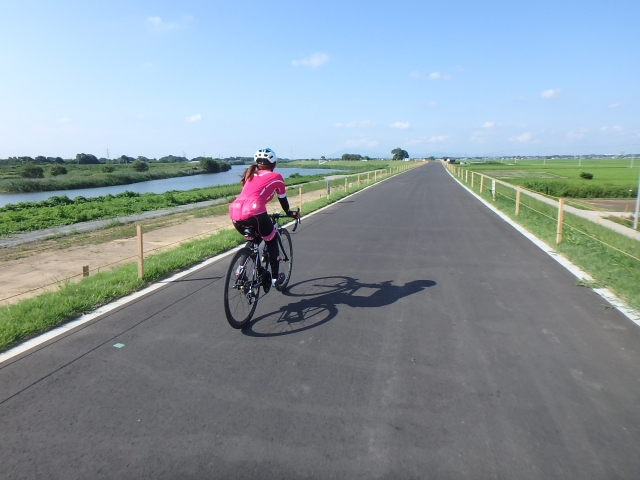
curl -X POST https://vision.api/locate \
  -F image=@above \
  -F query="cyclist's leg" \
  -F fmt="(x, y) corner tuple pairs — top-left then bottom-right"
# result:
(232, 217), (260, 265)
(255, 213), (281, 281)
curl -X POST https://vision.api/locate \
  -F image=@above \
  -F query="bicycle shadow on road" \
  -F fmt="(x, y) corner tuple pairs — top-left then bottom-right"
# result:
(242, 276), (436, 337)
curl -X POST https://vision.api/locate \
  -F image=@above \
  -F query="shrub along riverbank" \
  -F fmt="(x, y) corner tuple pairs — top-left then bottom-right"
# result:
(0, 166), (417, 352)
(0, 173), (327, 236)
(0, 162), (211, 193)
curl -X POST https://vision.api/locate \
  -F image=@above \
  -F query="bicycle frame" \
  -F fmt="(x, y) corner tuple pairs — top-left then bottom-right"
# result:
(224, 210), (300, 328)
(241, 215), (294, 294)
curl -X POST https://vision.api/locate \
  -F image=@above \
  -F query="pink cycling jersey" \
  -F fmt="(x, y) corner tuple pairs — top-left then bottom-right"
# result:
(229, 170), (287, 221)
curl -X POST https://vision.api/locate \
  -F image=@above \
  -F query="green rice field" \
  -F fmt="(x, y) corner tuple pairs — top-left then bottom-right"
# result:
(459, 158), (640, 198)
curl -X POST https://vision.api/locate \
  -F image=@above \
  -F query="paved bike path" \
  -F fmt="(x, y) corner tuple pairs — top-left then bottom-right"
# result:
(1, 163), (640, 478)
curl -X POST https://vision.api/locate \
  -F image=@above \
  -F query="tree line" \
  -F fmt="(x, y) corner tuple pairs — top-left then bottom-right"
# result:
(0, 153), (230, 165)
(339, 148), (409, 161)
(1, 154), (231, 179)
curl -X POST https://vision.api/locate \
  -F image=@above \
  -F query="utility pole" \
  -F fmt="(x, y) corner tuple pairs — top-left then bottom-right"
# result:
(107, 148), (110, 160)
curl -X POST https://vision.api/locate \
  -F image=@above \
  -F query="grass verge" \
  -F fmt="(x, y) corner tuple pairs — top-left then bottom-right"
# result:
(0, 166), (417, 352)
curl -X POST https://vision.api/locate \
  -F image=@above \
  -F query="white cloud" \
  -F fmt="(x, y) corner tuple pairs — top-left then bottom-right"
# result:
(481, 121), (495, 129)
(470, 131), (487, 142)
(540, 89), (560, 99)
(391, 121), (410, 129)
(509, 132), (532, 142)
(601, 125), (626, 132)
(427, 135), (447, 143)
(429, 72), (451, 80)
(335, 121), (375, 128)
(186, 114), (202, 122)
(347, 120), (375, 127)
(292, 53), (329, 68)
(566, 131), (584, 139)
(405, 137), (427, 146)
(344, 137), (379, 148)
(147, 15), (193, 31)
(409, 72), (424, 79)
(608, 103), (620, 109)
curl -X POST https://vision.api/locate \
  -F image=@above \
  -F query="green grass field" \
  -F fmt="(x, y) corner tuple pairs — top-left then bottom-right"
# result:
(459, 159), (639, 198)
(285, 160), (409, 172)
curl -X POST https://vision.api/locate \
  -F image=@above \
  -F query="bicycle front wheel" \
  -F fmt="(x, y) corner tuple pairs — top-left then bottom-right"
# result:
(224, 248), (259, 328)
(277, 228), (293, 291)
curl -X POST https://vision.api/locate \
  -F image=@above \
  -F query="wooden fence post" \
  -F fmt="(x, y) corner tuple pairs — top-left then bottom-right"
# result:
(492, 180), (496, 201)
(344, 177), (348, 191)
(137, 225), (144, 279)
(465, 170), (468, 183)
(367, 172), (370, 182)
(83, 266), (89, 277)
(556, 198), (564, 244)
(516, 187), (521, 215)
(480, 175), (484, 193)
(471, 172), (474, 188)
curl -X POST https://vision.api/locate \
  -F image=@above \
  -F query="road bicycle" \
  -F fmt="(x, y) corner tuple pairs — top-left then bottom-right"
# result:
(223, 210), (300, 329)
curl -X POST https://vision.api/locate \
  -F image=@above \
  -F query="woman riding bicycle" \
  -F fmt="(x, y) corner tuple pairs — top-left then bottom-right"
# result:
(229, 148), (299, 290)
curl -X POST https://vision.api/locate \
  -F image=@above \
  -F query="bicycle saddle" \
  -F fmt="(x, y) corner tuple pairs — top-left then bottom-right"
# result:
(242, 226), (258, 241)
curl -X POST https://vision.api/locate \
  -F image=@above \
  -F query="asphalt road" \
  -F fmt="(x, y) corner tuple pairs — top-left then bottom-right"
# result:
(1, 163), (640, 479)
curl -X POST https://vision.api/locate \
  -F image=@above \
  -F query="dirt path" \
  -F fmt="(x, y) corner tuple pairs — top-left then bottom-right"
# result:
(580, 198), (638, 212)
(0, 189), (330, 305)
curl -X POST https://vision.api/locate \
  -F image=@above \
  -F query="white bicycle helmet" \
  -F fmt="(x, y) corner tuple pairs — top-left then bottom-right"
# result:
(254, 148), (277, 165)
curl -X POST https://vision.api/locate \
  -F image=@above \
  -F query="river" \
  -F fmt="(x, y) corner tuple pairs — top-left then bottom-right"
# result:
(0, 166), (341, 207)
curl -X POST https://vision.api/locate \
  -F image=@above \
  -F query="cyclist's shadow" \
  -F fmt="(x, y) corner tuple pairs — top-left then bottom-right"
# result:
(242, 276), (436, 337)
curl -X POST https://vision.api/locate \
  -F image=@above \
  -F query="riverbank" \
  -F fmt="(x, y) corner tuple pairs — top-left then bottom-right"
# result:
(0, 162), (212, 193)
(0, 172), (328, 235)
(0, 166), (337, 207)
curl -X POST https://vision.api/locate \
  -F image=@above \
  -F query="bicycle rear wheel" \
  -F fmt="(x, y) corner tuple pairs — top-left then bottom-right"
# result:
(277, 228), (293, 291)
(224, 248), (259, 328)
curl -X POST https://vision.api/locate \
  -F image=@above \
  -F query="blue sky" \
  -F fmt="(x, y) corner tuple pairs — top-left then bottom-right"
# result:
(1, 0), (638, 159)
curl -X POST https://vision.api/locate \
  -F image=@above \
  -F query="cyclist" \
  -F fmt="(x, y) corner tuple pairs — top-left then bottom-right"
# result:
(229, 148), (298, 290)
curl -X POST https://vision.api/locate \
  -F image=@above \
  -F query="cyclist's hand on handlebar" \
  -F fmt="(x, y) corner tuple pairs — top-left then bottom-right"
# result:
(287, 210), (300, 219)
